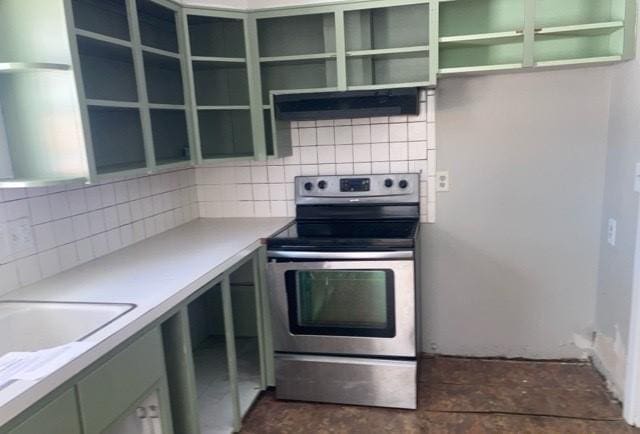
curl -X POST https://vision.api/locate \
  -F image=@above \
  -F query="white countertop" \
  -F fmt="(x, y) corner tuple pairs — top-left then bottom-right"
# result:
(0, 217), (291, 426)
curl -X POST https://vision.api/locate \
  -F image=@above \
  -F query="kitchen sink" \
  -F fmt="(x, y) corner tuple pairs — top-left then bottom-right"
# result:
(0, 301), (136, 357)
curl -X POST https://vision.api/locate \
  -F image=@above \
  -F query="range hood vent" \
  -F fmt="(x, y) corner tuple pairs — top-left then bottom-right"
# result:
(274, 88), (419, 121)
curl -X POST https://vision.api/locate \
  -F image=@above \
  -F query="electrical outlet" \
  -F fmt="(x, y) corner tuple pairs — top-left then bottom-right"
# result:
(607, 218), (617, 246)
(8, 217), (34, 256)
(436, 171), (450, 192)
(635, 162), (640, 193)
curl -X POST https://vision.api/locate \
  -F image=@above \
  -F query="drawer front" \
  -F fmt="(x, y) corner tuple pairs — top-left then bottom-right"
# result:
(77, 327), (166, 434)
(8, 389), (81, 434)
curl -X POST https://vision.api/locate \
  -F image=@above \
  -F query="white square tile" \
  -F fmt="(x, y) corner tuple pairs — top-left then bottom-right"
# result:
(427, 176), (436, 200)
(427, 201), (436, 223)
(427, 150), (437, 176)
(335, 145), (354, 163)
(114, 182), (129, 204)
(237, 184), (253, 201)
(352, 125), (371, 144)
(126, 179), (140, 200)
(54, 218), (75, 245)
(318, 164), (336, 175)
(390, 161), (409, 172)
(38, 249), (61, 278)
(389, 142), (408, 161)
(15, 255), (41, 286)
(290, 128), (300, 146)
(88, 210), (106, 235)
(100, 184), (116, 207)
(427, 95), (436, 123)
(353, 144), (371, 163)
(284, 147), (301, 165)
(372, 161), (390, 174)
(72, 214), (91, 239)
(234, 166), (252, 184)
(317, 146), (336, 164)
(352, 118), (370, 125)
(389, 115), (407, 123)
(317, 127), (335, 145)
(299, 128), (317, 146)
(299, 147), (318, 164)
(270, 201), (287, 217)
(254, 201), (271, 217)
(130, 199), (143, 221)
(138, 177), (151, 197)
(285, 183), (295, 200)
(132, 220), (146, 242)
(389, 123), (408, 142)
(76, 238), (94, 264)
(353, 162), (371, 174)
(252, 184), (269, 201)
(49, 192), (70, 220)
(336, 163), (354, 175)
(371, 143), (390, 162)
(285, 165), (301, 181)
(91, 233), (109, 258)
(371, 124), (389, 143)
(298, 121), (316, 128)
(85, 186), (102, 211)
(251, 166), (268, 183)
(105, 228), (122, 253)
(237, 201), (254, 217)
(120, 224), (134, 247)
(316, 120), (333, 127)
(408, 122), (427, 141)
(370, 116), (388, 124)
(408, 141), (428, 160)
(28, 196), (51, 225)
(269, 183), (286, 200)
(334, 126), (353, 145)
(334, 119), (351, 126)
(117, 203), (132, 225)
(58, 243), (79, 270)
(103, 206), (119, 230)
(267, 165), (285, 183)
(34, 222), (56, 251)
(409, 159), (428, 177)
(427, 122), (437, 150)
(300, 165), (319, 176)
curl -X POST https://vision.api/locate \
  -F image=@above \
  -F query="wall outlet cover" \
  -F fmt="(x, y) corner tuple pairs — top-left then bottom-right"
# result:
(607, 218), (617, 246)
(436, 171), (450, 192)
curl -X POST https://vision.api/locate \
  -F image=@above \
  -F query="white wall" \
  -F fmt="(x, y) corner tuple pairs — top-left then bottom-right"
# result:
(422, 66), (612, 359)
(594, 6), (640, 396)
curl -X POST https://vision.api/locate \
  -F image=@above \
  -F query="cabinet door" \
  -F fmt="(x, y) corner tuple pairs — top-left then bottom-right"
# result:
(8, 389), (81, 434)
(77, 327), (172, 434)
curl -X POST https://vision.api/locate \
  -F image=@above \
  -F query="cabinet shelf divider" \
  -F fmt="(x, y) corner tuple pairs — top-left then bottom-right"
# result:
(75, 28), (133, 48)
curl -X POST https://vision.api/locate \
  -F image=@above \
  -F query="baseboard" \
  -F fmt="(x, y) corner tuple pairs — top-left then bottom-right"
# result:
(590, 329), (627, 400)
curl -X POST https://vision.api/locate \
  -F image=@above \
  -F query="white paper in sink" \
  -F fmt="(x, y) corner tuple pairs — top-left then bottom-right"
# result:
(0, 342), (94, 387)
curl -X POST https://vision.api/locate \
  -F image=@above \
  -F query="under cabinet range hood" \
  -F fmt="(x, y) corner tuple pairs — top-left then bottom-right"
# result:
(274, 88), (419, 121)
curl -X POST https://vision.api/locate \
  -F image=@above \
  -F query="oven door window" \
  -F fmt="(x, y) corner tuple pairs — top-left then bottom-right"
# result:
(285, 269), (395, 338)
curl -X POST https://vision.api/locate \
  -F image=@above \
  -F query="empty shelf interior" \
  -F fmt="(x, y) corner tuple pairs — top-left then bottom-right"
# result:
(260, 59), (337, 104)
(138, 0), (179, 53)
(345, 3), (429, 51)
(347, 52), (429, 87)
(88, 106), (146, 174)
(440, 39), (524, 70)
(258, 13), (336, 58)
(188, 15), (246, 59)
(77, 36), (138, 102)
(150, 109), (190, 165)
(535, 0), (627, 28)
(440, 0), (525, 37)
(198, 110), (254, 159)
(72, 0), (130, 41)
(534, 30), (624, 63)
(144, 52), (184, 105)
(193, 61), (249, 106)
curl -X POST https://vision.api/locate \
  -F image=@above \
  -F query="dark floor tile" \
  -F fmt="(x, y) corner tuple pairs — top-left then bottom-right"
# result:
(420, 357), (605, 391)
(418, 382), (622, 420)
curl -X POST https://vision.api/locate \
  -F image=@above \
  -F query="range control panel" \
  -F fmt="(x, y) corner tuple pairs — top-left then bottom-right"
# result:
(296, 173), (420, 205)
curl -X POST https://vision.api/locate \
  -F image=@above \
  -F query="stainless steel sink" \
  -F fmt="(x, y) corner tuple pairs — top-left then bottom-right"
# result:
(0, 301), (136, 357)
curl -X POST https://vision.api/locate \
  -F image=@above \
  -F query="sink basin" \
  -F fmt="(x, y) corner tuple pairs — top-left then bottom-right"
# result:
(0, 301), (136, 357)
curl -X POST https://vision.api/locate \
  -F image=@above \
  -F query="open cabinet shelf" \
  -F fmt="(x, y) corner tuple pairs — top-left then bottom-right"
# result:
(198, 109), (254, 159)
(71, 0), (131, 42)
(88, 106), (147, 174)
(150, 108), (190, 166)
(77, 35), (138, 102)
(257, 13), (336, 58)
(192, 60), (249, 107)
(347, 51), (430, 87)
(137, 0), (179, 54)
(144, 51), (184, 105)
(261, 59), (337, 104)
(188, 15), (246, 58)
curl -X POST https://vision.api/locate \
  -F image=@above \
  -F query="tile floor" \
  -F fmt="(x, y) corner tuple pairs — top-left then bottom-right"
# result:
(240, 357), (640, 433)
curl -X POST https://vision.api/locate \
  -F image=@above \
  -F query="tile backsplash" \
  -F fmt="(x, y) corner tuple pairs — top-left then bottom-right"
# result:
(0, 169), (198, 296)
(196, 90), (437, 223)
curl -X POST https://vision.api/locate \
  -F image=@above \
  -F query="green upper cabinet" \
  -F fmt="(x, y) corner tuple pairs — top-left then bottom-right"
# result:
(182, 10), (268, 161)
(67, 0), (193, 179)
(439, 0), (637, 74)
(533, 0), (635, 67)
(343, 1), (434, 89)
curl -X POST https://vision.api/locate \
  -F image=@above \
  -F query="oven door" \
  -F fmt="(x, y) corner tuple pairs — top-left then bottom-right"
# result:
(267, 251), (415, 358)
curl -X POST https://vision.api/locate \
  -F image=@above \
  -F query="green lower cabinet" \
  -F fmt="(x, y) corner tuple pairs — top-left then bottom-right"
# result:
(77, 327), (174, 434)
(6, 389), (81, 434)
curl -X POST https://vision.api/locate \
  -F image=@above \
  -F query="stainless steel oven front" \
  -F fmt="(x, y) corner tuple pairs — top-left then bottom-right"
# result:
(267, 250), (416, 358)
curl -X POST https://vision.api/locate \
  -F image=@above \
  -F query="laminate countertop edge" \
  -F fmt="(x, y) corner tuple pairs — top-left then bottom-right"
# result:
(0, 217), (293, 427)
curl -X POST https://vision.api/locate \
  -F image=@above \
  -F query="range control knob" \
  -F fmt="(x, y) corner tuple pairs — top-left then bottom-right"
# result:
(318, 180), (327, 189)
(384, 178), (394, 188)
(399, 179), (409, 189)
(304, 182), (313, 191)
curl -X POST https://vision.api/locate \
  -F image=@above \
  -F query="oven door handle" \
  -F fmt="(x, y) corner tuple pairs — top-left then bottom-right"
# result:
(267, 250), (414, 260)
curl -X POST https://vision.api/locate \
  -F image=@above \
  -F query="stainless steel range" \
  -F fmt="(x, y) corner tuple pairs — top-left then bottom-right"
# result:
(266, 173), (420, 409)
